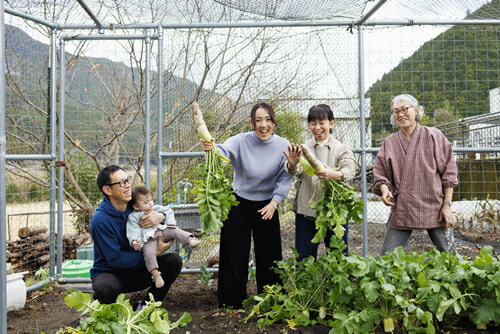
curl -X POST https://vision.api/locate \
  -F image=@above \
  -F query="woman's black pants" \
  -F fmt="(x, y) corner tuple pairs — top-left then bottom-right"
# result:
(217, 195), (282, 308)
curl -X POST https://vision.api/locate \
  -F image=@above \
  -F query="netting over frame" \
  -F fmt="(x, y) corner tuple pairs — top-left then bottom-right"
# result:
(212, 0), (369, 20)
(4, 0), (498, 27)
(3, 0), (500, 274)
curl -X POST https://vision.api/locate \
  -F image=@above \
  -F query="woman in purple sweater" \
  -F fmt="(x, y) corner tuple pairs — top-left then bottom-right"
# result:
(201, 102), (292, 309)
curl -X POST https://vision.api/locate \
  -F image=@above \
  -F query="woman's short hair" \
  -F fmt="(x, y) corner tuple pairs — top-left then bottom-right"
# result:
(390, 94), (424, 125)
(250, 102), (277, 127)
(307, 104), (335, 133)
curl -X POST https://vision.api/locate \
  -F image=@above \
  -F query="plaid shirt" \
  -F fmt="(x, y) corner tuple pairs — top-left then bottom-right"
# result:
(373, 124), (458, 229)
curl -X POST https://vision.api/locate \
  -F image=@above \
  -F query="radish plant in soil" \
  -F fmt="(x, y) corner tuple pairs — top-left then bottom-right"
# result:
(60, 291), (191, 333)
(191, 102), (238, 235)
(245, 246), (500, 334)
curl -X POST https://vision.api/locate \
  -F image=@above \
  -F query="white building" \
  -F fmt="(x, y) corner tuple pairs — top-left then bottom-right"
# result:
(456, 88), (500, 148)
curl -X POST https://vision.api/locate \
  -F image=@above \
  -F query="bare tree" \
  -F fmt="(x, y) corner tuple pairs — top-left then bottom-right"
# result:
(5, 0), (317, 231)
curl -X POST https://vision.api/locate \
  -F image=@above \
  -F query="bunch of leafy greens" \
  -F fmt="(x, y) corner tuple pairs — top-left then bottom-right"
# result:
(300, 157), (363, 250)
(193, 148), (238, 235)
(244, 246), (500, 333)
(62, 291), (191, 333)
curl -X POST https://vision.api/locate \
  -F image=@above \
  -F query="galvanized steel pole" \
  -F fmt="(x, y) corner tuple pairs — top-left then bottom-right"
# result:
(49, 28), (58, 277)
(54, 19), (500, 31)
(357, 25), (369, 257)
(57, 38), (66, 278)
(144, 30), (151, 188)
(0, 2), (8, 333)
(156, 26), (164, 204)
(75, 0), (104, 32)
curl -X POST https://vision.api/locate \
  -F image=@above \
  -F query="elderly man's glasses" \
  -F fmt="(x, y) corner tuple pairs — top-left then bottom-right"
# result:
(392, 106), (413, 115)
(108, 176), (132, 188)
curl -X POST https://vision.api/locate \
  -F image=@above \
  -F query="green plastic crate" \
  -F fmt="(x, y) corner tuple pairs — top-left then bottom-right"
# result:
(61, 259), (93, 279)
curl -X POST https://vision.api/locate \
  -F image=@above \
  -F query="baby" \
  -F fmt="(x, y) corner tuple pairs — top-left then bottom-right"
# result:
(127, 186), (199, 288)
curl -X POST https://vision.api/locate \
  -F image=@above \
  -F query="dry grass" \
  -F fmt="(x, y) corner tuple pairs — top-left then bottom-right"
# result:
(6, 201), (77, 241)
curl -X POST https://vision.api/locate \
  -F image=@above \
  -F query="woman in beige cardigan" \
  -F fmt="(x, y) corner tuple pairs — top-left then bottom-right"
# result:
(285, 104), (358, 260)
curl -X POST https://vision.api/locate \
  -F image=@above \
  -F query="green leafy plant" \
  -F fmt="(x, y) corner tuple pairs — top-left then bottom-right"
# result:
(25, 267), (50, 287)
(245, 247), (500, 333)
(199, 266), (214, 287)
(192, 102), (239, 235)
(299, 148), (363, 249)
(63, 291), (191, 333)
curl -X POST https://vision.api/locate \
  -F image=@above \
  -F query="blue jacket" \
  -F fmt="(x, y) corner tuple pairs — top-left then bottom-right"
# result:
(90, 197), (145, 279)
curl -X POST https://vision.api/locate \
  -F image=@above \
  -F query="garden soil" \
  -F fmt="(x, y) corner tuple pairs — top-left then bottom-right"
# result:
(7, 274), (498, 334)
(6, 217), (497, 333)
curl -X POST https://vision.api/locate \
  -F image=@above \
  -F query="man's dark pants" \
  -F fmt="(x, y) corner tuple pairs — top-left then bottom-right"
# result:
(92, 253), (182, 304)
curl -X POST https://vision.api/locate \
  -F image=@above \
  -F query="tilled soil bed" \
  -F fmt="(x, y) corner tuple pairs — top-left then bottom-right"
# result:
(7, 274), (498, 334)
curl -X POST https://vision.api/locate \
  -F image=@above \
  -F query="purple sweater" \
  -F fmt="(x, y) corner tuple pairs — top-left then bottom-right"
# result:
(217, 131), (292, 204)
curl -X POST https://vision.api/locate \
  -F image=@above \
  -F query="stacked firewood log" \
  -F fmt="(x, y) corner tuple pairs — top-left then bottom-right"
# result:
(6, 226), (91, 272)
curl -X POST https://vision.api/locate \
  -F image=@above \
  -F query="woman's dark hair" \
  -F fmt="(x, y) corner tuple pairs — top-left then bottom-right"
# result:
(250, 102), (277, 127)
(307, 104), (335, 133)
(96, 165), (124, 195)
(130, 186), (150, 207)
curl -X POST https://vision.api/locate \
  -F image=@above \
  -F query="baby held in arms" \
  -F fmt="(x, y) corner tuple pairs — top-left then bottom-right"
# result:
(127, 186), (199, 288)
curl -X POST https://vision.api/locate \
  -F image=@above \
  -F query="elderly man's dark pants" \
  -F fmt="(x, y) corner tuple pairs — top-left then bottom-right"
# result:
(218, 196), (282, 308)
(92, 253), (182, 304)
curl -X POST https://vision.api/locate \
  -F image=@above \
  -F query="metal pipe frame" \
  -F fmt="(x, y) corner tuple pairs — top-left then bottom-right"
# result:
(57, 39), (66, 279)
(144, 30), (151, 188)
(356, 0), (388, 26)
(160, 152), (205, 158)
(5, 4), (500, 31)
(351, 147), (500, 154)
(2, 4), (500, 313)
(54, 267), (220, 285)
(156, 27), (164, 204)
(26, 279), (52, 293)
(49, 28), (58, 278)
(53, 19), (500, 30)
(75, 0), (104, 32)
(62, 34), (152, 41)
(357, 25), (369, 257)
(0, 16), (59, 332)
(1, 2), (7, 333)
(5, 154), (53, 160)
(3, 7), (56, 28)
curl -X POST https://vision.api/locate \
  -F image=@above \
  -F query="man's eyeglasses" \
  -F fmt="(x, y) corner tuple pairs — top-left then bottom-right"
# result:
(108, 176), (132, 188)
(392, 106), (413, 115)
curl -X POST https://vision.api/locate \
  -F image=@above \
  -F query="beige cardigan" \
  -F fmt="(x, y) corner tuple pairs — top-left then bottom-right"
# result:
(286, 136), (359, 218)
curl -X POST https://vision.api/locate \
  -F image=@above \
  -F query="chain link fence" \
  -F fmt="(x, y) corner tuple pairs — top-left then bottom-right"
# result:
(3, 1), (500, 278)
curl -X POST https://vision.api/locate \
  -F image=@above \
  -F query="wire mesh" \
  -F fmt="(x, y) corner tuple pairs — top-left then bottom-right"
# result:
(212, 0), (369, 20)
(3, 0), (500, 279)
(5, 1), (497, 25)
